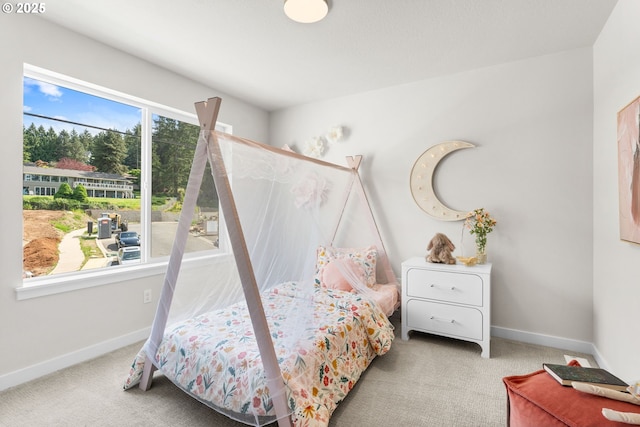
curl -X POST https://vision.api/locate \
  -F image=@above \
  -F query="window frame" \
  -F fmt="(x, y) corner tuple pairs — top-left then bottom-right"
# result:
(18, 64), (231, 300)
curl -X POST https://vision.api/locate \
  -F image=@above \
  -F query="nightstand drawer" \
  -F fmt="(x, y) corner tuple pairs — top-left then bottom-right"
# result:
(406, 299), (483, 341)
(406, 268), (483, 306)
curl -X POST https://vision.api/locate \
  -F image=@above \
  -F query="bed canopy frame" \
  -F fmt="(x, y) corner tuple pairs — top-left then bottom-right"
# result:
(134, 97), (397, 426)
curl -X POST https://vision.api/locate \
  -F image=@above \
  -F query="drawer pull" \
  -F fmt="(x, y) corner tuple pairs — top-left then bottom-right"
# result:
(428, 284), (456, 291)
(430, 316), (455, 323)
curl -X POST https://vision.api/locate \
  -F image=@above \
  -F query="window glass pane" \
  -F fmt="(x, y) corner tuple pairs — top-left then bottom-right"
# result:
(23, 76), (141, 278)
(150, 114), (219, 258)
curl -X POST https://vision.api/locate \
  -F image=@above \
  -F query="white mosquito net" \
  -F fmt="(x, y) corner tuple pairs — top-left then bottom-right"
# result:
(125, 98), (398, 427)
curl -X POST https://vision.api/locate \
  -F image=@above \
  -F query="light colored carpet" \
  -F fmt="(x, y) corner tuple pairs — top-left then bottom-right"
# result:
(0, 312), (595, 426)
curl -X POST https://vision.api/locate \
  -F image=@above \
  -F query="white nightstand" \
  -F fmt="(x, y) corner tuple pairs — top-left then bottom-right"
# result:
(401, 257), (492, 358)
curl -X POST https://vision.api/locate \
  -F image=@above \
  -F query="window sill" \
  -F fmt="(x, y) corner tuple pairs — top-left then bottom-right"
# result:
(16, 252), (231, 300)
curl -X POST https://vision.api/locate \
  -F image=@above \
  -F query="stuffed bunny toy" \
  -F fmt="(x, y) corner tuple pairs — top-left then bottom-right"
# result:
(426, 233), (456, 264)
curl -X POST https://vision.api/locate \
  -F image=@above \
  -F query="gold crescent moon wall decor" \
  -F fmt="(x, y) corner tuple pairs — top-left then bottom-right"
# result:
(410, 140), (475, 221)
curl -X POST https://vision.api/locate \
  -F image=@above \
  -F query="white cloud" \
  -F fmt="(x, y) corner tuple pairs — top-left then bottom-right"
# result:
(24, 77), (63, 99)
(37, 81), (63, 98)
(23, 105), (32, 112)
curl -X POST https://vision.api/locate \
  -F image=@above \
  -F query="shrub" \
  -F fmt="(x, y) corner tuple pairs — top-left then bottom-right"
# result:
(72, 184), (89, 202)
(54, 182), (73, 199)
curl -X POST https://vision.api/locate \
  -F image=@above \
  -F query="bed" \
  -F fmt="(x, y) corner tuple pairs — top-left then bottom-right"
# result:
(124, 281), (396, 426)
(124, 98), (399, 426)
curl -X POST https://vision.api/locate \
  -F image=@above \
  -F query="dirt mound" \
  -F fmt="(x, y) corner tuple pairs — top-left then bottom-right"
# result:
(23, 237), (60, 276)
(22, 210), (71, 277)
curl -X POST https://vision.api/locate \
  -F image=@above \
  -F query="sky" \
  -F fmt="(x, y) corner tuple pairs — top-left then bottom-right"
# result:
(23, 77), (141, 136)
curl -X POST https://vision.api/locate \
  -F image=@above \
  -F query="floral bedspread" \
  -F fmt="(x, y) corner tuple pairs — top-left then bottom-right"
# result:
(124, 282), (394, 426)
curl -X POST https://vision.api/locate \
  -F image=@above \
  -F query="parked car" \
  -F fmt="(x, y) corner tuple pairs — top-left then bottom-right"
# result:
(117, 246), (141, 265)
(115, 231), (140, 248)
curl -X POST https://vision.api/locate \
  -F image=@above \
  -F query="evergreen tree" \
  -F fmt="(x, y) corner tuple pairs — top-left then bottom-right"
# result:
(198, 163), (218, 209)
(124, 123), (141, 170)
(152, 117), (199, 197)
(23, 123), (38, 162)
(150, 117), (217, 207)
(79, 130), (93, 163)
(42, 127), (59, 163)
(29, 125), (54, 163)
(151, 140), (162, 194)
(56, 129), (71, 160)
(91, 130), (127, 175)
(66, 129), (90, 162)
(54, 182), (73, 199)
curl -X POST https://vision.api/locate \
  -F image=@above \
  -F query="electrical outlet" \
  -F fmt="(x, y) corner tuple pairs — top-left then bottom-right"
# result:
(143, 289), (152, 304)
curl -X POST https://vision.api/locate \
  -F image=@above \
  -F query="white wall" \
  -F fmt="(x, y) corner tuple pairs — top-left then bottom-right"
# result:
(593, 0), (640, 382)
(6, 5), (640, 390)
(0, 16), (268, 388)
(271, 48), (595, 348)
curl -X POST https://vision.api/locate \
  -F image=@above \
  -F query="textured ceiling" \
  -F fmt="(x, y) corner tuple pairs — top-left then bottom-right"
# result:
(38, 0), (617, 112)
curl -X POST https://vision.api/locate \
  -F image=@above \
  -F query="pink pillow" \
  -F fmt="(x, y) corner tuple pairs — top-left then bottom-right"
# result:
(315, 245), (378, 287)
(320, 259), (365, 292)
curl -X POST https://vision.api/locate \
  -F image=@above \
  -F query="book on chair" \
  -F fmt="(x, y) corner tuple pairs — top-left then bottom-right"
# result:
(543, 363), (629, 392)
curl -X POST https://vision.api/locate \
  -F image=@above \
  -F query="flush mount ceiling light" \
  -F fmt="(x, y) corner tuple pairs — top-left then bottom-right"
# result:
(284, 0), (328, 23)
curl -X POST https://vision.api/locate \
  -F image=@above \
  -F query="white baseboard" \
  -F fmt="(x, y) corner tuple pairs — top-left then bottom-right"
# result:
(0, 327), (150, 392)
(0, 325), (609, 393)
(492, 326), (613, 371)
(491, 325), (597, 358)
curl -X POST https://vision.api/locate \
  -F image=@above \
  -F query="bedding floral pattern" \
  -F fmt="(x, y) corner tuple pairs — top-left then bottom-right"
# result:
(315, 245), (378, 287)
(124, 282), (394, 427)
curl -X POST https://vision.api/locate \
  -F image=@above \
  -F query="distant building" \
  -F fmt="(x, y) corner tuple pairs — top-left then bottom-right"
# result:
(23, 164), (134, 198)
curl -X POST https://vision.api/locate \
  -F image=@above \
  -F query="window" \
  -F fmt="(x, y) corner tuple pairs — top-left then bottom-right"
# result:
(34, 186), (56, 196)
(22, 65), (229, 289)
(150, 114), (220, 258)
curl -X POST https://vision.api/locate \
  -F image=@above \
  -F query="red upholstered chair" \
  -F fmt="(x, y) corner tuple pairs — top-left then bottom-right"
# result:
(503, 361), (640, 427)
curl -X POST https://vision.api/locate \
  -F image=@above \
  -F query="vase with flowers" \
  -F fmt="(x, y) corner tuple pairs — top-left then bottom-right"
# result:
(464, 208), (497, 264)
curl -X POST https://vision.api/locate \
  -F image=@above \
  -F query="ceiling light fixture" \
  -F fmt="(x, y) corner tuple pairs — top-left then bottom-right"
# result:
(284, 0), (328, 24)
